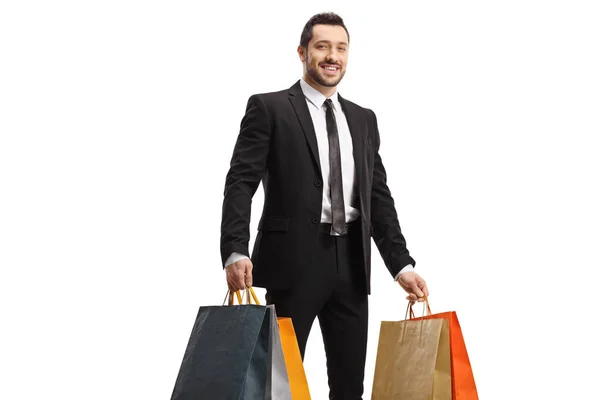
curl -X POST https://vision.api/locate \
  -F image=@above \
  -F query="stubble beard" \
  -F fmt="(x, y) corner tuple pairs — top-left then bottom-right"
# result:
(305, 55), (344, 88)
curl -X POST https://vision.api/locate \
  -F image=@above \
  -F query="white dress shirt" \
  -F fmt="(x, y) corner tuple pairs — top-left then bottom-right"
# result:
(299, 78), (360, 225)
(225, 78), (414, 280)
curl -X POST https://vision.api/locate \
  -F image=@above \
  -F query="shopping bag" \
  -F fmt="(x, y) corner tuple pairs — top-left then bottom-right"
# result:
(246, 288), (294, 400)
(266, 304), (293, 400)
(372, 298), (478, 400)
(170, 288), (287, 400)
(411, 302), (478, 400)
(372, 302), (452, 400)
(278, 317), (312, 399)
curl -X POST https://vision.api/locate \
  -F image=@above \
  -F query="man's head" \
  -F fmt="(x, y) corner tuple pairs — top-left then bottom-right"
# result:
(298, 12), (350, 93)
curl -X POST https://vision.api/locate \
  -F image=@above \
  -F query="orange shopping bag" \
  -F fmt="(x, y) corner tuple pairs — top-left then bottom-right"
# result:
(410, 299), (478, 400)
(278, 318), (312, 400)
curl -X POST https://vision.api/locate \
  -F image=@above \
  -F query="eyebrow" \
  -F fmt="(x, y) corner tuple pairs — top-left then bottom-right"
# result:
(314, 40), (348, 46)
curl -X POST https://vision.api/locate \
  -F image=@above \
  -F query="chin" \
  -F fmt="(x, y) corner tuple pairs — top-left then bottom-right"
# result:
(322, 77), (342, 87)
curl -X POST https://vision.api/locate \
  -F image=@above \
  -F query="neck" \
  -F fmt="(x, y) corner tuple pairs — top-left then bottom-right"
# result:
(303, 73), (337, 98)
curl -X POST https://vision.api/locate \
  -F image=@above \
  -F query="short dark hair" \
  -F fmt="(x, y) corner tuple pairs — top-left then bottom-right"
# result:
(299, 12), (350, 49)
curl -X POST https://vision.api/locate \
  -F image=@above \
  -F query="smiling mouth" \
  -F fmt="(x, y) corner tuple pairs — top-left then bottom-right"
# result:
(320, 64), (340, 75)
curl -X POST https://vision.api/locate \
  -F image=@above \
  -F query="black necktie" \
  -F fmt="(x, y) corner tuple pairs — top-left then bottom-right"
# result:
(324, 99), (346, 235)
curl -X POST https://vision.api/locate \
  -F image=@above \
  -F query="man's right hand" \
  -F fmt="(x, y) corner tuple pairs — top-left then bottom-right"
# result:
(225, 258), (253, 292)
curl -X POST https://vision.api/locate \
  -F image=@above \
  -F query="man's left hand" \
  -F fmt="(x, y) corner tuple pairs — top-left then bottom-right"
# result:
(396, 271), (429, 302)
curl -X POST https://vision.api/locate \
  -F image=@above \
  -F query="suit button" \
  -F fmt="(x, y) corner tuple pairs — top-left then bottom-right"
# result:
(311, 218), (319, 224)
(314, 179), (322, 187)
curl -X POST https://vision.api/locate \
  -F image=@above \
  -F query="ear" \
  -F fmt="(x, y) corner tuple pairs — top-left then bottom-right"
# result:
(297, 45), (306, 62)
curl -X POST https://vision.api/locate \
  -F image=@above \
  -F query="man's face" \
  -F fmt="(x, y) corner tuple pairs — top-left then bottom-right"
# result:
(300, 24), (349, 88)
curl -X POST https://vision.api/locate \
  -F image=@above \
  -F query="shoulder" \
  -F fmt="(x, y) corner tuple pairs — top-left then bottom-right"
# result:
(243, 87), (290, 114)
(248, 86), (290, 102)
(339, 95), (377, 121)
(251, 88), (288, 100)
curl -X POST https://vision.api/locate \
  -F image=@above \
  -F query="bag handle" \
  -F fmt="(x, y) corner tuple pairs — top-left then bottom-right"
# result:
(405, 295), (432, 320)
(399, 295), (433, 344)
(222, 286), (261, 306)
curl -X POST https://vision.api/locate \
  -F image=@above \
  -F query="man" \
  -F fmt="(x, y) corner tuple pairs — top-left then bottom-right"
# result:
(220, 12), (429, 399)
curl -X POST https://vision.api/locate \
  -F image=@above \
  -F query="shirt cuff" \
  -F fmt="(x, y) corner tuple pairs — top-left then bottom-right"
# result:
(394, 264), (415, 281)
(225, 252), (249, 268)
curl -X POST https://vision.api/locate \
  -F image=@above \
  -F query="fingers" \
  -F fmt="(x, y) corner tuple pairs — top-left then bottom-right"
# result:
(225, 260), (253, 293)
(244, 266), (253, 287)
(398, 272), (429, 301)
(411, 281), (425, 298)
(243, 260), (253, 288)
(225, 266), (241, 292)
(226, 275), (239, 292)
(405, 294), (418, 302)
(238, 270), (246, 290)
(225, 269), (235, 292)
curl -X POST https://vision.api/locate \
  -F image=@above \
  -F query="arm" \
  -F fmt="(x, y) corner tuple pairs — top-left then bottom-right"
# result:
(369, 109), (416, 279)
(220, 94), (271, 268)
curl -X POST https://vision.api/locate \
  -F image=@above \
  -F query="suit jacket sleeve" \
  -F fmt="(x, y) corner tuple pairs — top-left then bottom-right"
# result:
(220, 94), (271, 267)
(369, 109), (416, 278)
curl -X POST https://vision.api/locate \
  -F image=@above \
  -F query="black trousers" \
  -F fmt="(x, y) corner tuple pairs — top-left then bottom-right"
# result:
(265, 220), (368, 400)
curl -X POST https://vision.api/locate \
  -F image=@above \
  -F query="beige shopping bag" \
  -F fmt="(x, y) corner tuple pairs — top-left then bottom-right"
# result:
(372, 305), (451, 400)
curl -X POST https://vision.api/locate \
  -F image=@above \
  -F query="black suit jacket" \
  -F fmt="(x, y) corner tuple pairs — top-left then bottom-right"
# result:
(220, 80), (415, 294)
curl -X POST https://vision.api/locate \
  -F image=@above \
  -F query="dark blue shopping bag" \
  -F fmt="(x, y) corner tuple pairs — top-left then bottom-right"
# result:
(171, 301), (271, 400)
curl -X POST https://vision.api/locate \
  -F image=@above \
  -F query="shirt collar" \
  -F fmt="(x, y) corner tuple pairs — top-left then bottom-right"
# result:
(300, 78), (341, 112)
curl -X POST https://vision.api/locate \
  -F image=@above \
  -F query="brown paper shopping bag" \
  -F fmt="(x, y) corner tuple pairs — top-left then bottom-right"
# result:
(372, 302), (452, 400)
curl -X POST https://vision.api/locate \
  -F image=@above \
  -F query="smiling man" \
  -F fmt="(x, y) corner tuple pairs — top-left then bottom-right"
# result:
(220, 12), (429, 399)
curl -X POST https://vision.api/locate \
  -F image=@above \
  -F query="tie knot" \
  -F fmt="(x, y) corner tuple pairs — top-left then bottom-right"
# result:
(324, 98), (334, 111)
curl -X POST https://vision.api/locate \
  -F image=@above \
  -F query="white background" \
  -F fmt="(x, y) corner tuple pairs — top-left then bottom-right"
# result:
(1, 0), (599, 399)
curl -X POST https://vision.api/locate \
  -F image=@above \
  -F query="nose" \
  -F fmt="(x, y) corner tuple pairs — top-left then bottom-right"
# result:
(326, 52), (340, 64)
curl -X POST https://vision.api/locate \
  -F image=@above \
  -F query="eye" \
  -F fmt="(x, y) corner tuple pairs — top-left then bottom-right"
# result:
(338, 48), (346, 52)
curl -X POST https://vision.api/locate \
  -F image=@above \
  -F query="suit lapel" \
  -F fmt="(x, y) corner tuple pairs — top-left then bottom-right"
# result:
(288, 81), (365, 198)
(288, 81), (322, 177)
